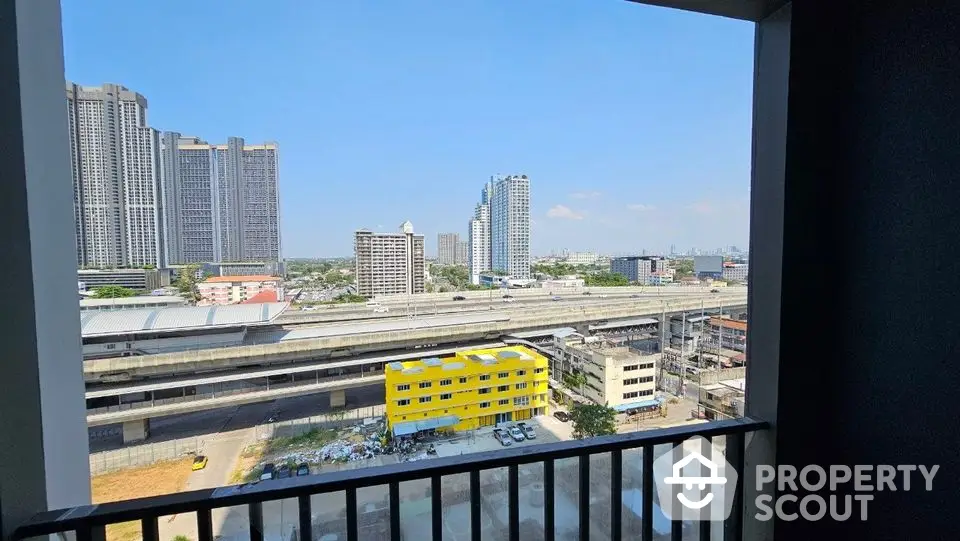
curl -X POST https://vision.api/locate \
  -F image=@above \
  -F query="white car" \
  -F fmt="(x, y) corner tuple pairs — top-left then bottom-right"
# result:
(373, 306), (389, 313)
(508, 426), (525, 442)
(517, 422), (536, 439)
(502, 297), (516, 303)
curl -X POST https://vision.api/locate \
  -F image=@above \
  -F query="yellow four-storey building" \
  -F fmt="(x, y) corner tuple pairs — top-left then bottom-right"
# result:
(385, 346), (550, 435)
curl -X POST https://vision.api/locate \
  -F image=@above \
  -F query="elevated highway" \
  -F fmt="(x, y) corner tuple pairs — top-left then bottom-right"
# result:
(84, 293), (747, 383)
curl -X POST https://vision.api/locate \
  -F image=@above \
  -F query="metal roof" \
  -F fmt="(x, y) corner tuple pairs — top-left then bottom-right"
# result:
(588, 317), (659, 331)
(392, 415), (460, 436)
(80, 302), (289, 337)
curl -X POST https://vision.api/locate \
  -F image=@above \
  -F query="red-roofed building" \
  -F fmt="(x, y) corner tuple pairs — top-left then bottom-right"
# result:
(197, 275), (282, 305)
(240, 290), (279, 304)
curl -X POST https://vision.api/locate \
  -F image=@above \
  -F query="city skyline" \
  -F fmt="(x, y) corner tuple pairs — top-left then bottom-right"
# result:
(61, 1), (752, 259)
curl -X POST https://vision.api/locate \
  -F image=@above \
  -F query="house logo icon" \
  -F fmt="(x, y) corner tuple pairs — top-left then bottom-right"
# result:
(653, 436), (739, 522)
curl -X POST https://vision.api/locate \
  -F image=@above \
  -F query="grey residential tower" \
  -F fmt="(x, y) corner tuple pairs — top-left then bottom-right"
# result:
(355, 222), (425, 297)
(67, 83), (164, 268)
(160, 134), (281, 265)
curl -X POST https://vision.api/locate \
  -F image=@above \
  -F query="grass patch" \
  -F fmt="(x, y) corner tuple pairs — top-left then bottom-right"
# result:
(91, 458), (193, 541)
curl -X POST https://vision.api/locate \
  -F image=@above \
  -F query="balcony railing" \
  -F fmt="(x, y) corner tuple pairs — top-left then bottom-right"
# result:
(15, 417), (766, 541)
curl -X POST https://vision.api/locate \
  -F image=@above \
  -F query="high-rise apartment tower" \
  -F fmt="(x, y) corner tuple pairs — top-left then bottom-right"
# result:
(355, 221), (425, 297)
(160, 134), (281, 265)
(437, 233), (460, 265)
(66, 83), (164, 267)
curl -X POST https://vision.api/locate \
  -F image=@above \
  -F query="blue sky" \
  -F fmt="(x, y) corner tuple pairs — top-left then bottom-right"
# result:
(61, 0), (754, 258)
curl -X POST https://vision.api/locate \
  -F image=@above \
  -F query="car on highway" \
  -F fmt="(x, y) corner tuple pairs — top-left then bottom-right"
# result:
(630, 294), (641, 298)
(493, 428), (513, 446)
(710, 289), (720, 293)
(508, 425), (526, 442)
(276, 464), (292, 479)
(598, 294), (608, 298)
(192, 455), (208, 471)
(452, 295), (466, 301)
(551, 296), (562, 301)
(260, 463), (275, 481)
(502, 297), (516, 303)
(582, 291), (592, 295)
(296, 463), (310, 476)
(502, 294), (513, 298)
(517, 422), (536, 439)
(553, 411), (571, 423)
(373, 306), (389, 313)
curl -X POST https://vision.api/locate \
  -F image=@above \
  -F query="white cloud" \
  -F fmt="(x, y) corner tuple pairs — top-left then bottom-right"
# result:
(569, 191), (602, 200)
(546, 204), (585, 220)
(627, 203), (656, 212)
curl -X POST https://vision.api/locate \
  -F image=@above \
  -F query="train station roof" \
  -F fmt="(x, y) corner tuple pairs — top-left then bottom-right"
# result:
(80, 302), (289, 337)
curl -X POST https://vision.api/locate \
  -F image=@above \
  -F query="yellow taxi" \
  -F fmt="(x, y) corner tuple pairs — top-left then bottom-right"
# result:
(192, 455), (208, 471)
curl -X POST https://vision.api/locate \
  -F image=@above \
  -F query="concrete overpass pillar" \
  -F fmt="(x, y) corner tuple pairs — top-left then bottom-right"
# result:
(330, 390), (346, 408)
(122, 419), (150, 443)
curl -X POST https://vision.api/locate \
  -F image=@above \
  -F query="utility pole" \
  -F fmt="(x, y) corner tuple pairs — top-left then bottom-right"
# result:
(659, 301), (667, 392)
(678, 310), (686, 397)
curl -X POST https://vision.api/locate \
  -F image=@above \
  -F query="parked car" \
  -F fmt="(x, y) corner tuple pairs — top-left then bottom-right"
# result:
(492, 428), (513, 446)
(296, 463), (310, 476)
(192, 455), (208, 471)
(517, 422), (536, 439)
(553, 411), (571, 422)
(276, 464), (292, 479)
(453, 295), (466, 301)
(260, 463), (276, 481)
(508, 426), (526, 442)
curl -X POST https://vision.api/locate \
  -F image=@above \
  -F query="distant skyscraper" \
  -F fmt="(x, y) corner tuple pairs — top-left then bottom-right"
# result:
(490, 175), (531, 278)
(468, 179), (493, 284)
(455, 240), (469, 266)
(437, 233), (459, 265)
(160, 134), (281, 265)
(67, 83), (164, 268)
(355, 221), (425, 297)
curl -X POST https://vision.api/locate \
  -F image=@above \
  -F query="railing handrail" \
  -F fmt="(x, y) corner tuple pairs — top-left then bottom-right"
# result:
(14, 417), (767, 539)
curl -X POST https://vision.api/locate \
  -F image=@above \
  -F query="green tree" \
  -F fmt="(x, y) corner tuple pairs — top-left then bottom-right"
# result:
(92, 285), (136, 299)
(583, 271), (629, 286)
(570, 403), (618, 439)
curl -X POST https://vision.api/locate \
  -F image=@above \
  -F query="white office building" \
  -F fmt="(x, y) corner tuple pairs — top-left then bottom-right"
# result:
(467, 180), (492, 284)
(67, 83), (164, 267)
(722, 263), (749, 282)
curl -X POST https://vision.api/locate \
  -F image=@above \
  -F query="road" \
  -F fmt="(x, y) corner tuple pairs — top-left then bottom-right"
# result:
(89, 384), (385, 451)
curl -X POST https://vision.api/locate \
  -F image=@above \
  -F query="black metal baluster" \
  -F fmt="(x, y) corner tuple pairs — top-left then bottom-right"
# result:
(611, 449), (623, 541)
(197, 507), (213, 541)
(579, 455), (590, 541)
(470, 469), (482, 541)
(390, 482), (401, 541)
(346, 488), (358, 541)
(431, 475), (443, 541)
(248, 502), (264, 541)
(77, 524), (106, 541)
(700, 436), (713, 541)
(141, 515), (159, 541)
(672, 443), (683, 541)
(298, 495), (313, 541)
(642, 446), (653, 541)
(509, 464), (520, 541)
(724, 433), (745, 541)
(544, 458), (555, 541)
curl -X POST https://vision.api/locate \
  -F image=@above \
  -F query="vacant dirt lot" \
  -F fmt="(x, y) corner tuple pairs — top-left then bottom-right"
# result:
(91, 458), (193, 541)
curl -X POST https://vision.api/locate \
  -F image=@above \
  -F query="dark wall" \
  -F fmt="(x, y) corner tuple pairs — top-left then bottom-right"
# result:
(775, 2), (960, 539)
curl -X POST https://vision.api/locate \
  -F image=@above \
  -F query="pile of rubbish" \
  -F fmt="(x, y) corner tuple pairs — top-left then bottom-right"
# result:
(319, 435), (383, 463)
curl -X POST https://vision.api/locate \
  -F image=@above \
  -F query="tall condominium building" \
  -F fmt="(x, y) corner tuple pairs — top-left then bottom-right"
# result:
(490, 174), (531, 278)
(467, 181), (492, 284)
(66, 83), (164, 267)
(160, 133), (281, 265)
(437, 233), (460, 265)
(355, 221), (425, 297)
(455, 240), (469, 266)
